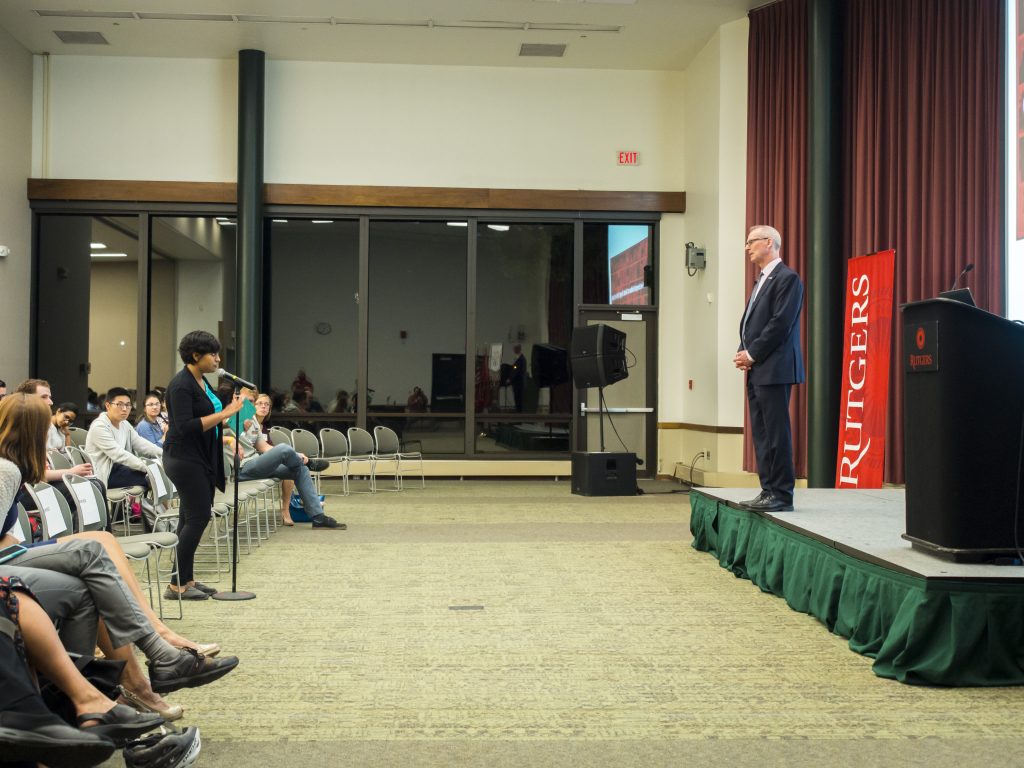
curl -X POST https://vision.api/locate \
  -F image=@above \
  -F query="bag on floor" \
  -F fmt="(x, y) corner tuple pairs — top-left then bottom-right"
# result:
(288, 492), (325, 523)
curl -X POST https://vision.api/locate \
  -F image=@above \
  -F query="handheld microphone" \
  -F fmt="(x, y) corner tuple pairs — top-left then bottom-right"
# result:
(216, 368), (257, 390)
(948, 263), (974, 292)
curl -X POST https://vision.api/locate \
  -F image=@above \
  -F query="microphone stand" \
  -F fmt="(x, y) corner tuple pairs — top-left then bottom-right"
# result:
(212, 383), (256, 601)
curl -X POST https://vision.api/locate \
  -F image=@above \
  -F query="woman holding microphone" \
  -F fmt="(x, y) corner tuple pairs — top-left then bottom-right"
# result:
(163, 331), (245, 600)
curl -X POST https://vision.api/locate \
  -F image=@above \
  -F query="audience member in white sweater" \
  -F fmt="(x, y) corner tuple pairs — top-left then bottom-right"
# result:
(85, 387), (162, 491)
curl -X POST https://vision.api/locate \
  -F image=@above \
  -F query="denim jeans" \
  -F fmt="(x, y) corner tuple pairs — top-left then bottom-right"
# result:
(238, 444), (324, 518)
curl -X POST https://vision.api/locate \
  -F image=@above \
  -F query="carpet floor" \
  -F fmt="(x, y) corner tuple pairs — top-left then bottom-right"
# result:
(117, 480), (1024, 767)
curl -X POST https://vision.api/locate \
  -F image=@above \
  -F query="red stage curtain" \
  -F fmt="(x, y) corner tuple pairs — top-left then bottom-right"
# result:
(843, 0), (1004, 484)
(744, 0), (809, 479)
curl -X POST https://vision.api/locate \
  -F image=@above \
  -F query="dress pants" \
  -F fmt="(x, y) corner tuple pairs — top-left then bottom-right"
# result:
(746, 380), (795, 505)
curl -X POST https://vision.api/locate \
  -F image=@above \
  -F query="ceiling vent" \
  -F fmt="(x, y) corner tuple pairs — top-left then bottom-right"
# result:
(37, 10), (134, 18)
(53, 30), (110, 45)
(519, 43), (567, 57)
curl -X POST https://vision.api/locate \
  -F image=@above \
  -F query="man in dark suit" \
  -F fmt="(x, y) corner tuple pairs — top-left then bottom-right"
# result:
(733, 225), (805, 512)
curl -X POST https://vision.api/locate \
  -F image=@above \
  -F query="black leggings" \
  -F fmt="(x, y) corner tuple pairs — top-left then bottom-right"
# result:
(163, 456), (214, 586)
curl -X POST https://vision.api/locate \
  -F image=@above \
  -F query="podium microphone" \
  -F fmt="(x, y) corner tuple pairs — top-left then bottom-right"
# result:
(948, 263), (974, 292)
(216, 368), (257, 390)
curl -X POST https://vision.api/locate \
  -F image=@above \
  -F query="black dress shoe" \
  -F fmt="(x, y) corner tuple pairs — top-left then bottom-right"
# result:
(743, 493), (794, 513)
(149, 648), (239, 694)
(740, 490), (768, 507)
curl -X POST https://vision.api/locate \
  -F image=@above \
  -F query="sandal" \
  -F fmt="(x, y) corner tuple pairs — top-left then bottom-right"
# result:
(118, 688), (184, 722)
(76, 704), (164, 745)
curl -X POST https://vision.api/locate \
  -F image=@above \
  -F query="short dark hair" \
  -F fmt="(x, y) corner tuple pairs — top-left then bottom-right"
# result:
(178, 330), (220, 366)
(56, 402), (79, 415)
(144, 390), (163, 402)
(106, 387), (131, 403)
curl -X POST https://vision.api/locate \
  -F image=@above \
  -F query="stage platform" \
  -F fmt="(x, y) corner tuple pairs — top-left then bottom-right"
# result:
(689, 488), (1024, 686)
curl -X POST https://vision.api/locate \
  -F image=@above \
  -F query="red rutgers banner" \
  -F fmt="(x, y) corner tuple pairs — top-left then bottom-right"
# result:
(835, 249), (896, 488)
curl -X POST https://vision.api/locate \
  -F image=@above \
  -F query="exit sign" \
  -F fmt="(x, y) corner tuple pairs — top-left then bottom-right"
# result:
(617, 151), (640, 166)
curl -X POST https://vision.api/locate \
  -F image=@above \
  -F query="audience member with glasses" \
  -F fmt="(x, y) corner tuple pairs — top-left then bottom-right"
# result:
(85, 387), (163, 498)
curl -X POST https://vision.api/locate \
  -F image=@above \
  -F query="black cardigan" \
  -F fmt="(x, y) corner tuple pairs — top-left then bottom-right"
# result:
(163, 366), (226, 491)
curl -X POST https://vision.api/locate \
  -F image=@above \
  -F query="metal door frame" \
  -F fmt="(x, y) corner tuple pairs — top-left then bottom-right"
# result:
(575, 305), (658, 477)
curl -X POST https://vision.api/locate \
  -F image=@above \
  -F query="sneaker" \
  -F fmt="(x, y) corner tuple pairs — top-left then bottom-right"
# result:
(189, 582), (218, 596)
(149, 648), (239, 694)
(311, 515), (346, 530)
(124, 726), (201, 768)
(306, 458), (330, 472)
(163, 586), (209, 601)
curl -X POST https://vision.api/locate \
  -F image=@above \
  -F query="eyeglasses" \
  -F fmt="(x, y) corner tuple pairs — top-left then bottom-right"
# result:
(109, 401), (132, 409)
(745, 237), (770, 246)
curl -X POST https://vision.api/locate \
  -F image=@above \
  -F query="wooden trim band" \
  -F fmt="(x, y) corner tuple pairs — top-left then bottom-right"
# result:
(28, 179), (685, 213)
(657, 422), (744, 434)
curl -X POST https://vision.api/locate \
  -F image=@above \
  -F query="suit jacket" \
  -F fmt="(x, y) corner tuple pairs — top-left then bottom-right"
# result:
(739, 262), (806, 386)
(162, 366), (226, 491)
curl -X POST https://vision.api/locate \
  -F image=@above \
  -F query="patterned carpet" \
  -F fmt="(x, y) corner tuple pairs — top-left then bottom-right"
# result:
(130, 481), (1024, 767)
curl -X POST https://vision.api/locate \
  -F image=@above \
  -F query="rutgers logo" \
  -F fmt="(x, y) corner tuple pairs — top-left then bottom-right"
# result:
(915, 327), (925, 350)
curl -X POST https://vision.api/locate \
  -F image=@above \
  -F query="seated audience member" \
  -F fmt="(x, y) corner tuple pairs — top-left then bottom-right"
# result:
(329, 389), (350, 413)
(86, 388), (101, 412)
(407, 386), (428, 412)
(0, 394), (235, 713)
(231, 390), (344, 530)
(86, 387), (162, 493)
(283, 388), (310, 413)
(135, 391), (167, 447)
(48, 401), (79, 451)
(0, 575), (159, 753)
(16, 379), (93, 488)
(15, 378), (53, 407)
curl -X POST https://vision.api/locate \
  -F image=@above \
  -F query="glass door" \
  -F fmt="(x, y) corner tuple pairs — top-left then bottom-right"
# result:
(577, 308), (657, 476)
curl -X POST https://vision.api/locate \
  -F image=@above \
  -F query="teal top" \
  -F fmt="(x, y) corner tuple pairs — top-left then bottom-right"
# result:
(203, 380), (223, 438)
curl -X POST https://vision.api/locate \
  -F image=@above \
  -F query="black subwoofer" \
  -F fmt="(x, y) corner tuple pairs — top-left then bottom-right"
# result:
(571, 451), (637, 496)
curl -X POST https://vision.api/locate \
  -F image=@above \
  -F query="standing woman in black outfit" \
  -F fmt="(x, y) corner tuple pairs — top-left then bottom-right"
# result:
(163, 331), (245, 600)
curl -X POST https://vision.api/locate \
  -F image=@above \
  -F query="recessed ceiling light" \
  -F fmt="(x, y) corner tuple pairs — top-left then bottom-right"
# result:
(487, 224), (510, 232)
(218, 220), (237, 226)
(447, 221), (468, 227)
(90, 242), (107, 249)
(311, 220), (333, 224)
(272, 219), (288, 223)
(91, 252), (128, 259)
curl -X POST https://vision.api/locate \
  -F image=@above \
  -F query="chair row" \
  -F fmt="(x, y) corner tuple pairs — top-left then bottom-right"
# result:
(266, 425), (424, 494)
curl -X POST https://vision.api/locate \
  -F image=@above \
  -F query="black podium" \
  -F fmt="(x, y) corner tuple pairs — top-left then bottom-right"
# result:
(901, 298), (1024, 558)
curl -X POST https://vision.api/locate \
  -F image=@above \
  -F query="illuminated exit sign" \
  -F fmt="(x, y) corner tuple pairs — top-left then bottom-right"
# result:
(617, 151), (640, 166)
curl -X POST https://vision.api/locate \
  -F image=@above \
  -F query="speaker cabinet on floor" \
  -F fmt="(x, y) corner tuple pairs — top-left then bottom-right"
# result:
(571, 451), (637, 497)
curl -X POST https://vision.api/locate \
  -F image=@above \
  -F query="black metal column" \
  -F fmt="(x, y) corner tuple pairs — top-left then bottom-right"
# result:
(806, 0), (843, 486)
(236, 49), (265, 386)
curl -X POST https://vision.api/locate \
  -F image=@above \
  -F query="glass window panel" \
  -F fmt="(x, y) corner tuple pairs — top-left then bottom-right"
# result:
(36, 215), (140, 415)
(267, 218), (359, 427)
(582, 223), (654, 306)
(475, 222), (573, 454)
(148, 216), (230, 394)
(368, 220), (466, 454)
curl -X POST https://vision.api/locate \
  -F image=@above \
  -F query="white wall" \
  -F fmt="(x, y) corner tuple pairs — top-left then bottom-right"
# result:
(658, 18), (749, 476)
(41, 56), (686, 192)
(0, 28), (33, 384)
(44, 56), (237, 182)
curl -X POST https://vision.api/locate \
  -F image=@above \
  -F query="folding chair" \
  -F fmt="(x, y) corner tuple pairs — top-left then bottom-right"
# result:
(268, 426), (293, 448)
(374, 425), (425, 490)
(318, 428), (350, 496)
(68, 426), (89, 448)
(62, 472), (182, 620)
(368, 427), (401, 492)
(290, 428), (325, 494)
(346, 427), (377, 493)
